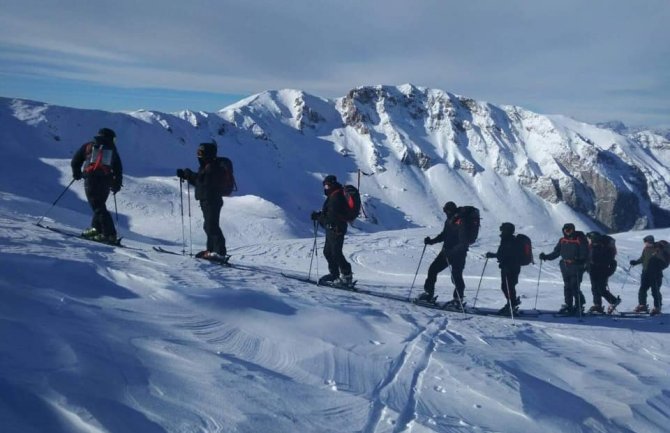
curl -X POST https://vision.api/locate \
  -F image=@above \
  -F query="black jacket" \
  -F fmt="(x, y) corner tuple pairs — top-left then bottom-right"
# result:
(71, 136), (123, 190)
(184, 158), (222, 202)
(431, 215), (469, 259)
(492, 233), (521, 272)
(318, 182), (349, 234)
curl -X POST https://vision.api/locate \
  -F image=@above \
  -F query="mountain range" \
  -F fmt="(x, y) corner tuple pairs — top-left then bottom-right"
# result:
(2, 84), (669, 235)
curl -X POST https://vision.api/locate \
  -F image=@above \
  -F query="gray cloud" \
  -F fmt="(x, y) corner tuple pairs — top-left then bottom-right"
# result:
(1, 0), (668, 126)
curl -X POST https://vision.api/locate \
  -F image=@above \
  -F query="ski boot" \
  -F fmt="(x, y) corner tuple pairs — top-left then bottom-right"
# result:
(318, 274), (338, 285)
(606, 296), (621, 314)
(444, 298), (465, 310)
(82, 227), (98, 239)
(650, 306), (662, 316)
(195, 250), (209, 258)
(204, 251), (229, 263)
(416, 292), (436, 303)
(588, 305), (605, 314)
(557, 304), (573, 315)
(498, 298), (521, 315)
(633, 304), (649, 313)
(334, 273), (354, 289)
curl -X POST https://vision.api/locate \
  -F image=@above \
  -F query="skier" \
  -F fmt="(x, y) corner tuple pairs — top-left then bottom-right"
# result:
(418, 201), (470, 308)
(310, 175), (354, 287)
(585, 232), (621, 314)
(71, 127), (123, 244)
(539, 223), (589, 315)
(177, 143), (227, 261)
(485, 222), (521, 314)
(630, 235), (663, 315)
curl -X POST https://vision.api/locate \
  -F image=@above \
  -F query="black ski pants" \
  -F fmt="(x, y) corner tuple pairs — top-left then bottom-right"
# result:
(85, 176), (116, 237)
(500, 267), (520, 302)
(323, 228), (351, 277)
(638, 269), (663, 309)
(424, 250), (466, 300)
(560, 261), (585, 309)
(200, 198), (226, 255)
(589, 271), (617, 306)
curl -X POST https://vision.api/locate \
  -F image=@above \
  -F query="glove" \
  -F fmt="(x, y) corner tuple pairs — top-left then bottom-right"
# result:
(310, 211), (321, 221)
(176, 168), (185, 179)
(485, 252), (496, 259)
(629, 259), (637, 266)
(539, 253), (547, 261)
(111, 182), (122, 194)
(73, 171), (82, 181)
(424, 236), (432, 245)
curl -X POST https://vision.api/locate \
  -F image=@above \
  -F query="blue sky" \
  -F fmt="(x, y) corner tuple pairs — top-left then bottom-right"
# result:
(1, 0), (668, 127)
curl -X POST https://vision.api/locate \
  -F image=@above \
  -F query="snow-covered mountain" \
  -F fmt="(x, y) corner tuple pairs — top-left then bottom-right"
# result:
(2, 86), (670, 236)
(2, 88), (670, 433)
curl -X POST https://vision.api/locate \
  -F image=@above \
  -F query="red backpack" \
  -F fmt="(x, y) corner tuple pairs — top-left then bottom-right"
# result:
(340, 185), (361, 222)
(516, 234), (534, 266)
(83, 142), (114, 175)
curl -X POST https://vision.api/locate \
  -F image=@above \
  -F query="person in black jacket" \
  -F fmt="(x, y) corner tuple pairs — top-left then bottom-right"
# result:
(311, 175), (353, 287)
(71, 127), (123, 244)
(177, 143), (227, 260)
(418, 201), (470, 307)
(486, 222), (522, 314)
(586, 232), (620, 314)
(630, 235), (664, 314)
(539, 223), (589, 314)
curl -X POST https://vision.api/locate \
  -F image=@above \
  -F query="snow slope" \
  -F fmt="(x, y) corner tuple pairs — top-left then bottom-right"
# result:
(2, 190), (670, 433)
(1, 92), (670, 432)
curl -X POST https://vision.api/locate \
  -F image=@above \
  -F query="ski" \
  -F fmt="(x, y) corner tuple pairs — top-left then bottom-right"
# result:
(197, 255), (232, 267)
(153, 246), (183, 255)
(38, 224), (124, 247)
(280, 273), (358, 291)
(469, 307), (540, 317)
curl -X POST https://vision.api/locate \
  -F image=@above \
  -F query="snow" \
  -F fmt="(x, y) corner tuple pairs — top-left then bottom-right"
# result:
(1, 95), (670, 432)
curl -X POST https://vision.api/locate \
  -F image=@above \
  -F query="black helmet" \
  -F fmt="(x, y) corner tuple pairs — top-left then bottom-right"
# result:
(562, 223), (575, 233)
(323, 175), (337, 186)
(197, 142), (217, 159)
(443, 201), (457, 214)
(97, 128), (116, 139)
(500, 222), (515, 235)
(643, 235), (655, 243)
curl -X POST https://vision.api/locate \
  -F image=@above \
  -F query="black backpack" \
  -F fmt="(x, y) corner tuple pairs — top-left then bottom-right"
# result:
(601, 235), (617, 260)
(655, 240), (670, 269)
(516, 234), (533, 266)
(455, 206), (480, 244)
(341, 185), (361, 222)
(211, 157), (237, 196)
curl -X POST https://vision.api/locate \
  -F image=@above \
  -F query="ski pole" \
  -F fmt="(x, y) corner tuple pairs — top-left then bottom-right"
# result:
(307, 220), (318, 280)
(36, 178), (76, 227)
(619, 265), (631, 294)
(113, 193), (119, 224)
(472, 257), (489, 308)
(534, 260), (543, 310)
(112, 192), (121, 238)
(179, 179), (186, 255)
(187, 182), (193, 256)
(452, 278), (467, 316)
(406, 244), (427, 300)
(504, 276), (516, 324)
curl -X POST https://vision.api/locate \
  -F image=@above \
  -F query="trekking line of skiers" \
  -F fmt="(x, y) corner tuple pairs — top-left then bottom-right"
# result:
(70, 128), (665, 316)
